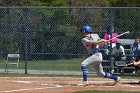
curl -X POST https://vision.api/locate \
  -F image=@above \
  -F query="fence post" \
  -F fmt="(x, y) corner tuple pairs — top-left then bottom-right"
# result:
(108, 8), (114, 72)
(23, 7), (29, 74)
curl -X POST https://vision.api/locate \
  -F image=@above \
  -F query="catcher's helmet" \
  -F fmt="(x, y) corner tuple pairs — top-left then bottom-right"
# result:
(80, 25), (93, 33)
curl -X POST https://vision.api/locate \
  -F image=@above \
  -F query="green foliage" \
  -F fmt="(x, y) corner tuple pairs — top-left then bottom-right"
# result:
(0, 0), (139, 6)
(30, 0), (48, 6)
(114, 9), (138, 32)
(91, 0), (110, 7)
(0, 0), (68, 6)
(49, 0), (68, 6)
(0, 0), (31, 6)
(109, 0), (140, 7)
(67, 0), (111, 7)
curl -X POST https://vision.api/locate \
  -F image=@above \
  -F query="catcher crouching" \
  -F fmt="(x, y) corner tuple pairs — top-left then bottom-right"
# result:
(126, 50), (140, 83)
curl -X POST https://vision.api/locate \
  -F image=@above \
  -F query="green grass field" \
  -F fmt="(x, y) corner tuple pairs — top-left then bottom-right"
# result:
(0, 58), (95, 71)
(0, 58), (85, 70)
(28, 58), (84, 71)
(0, 58), (138, 79)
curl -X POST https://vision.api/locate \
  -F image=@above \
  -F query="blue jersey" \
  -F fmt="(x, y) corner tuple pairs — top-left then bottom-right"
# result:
(81, 34), (100, 55)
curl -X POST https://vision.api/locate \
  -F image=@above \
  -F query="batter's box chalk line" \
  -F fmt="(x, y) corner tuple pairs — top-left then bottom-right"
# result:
(16, 80), (33, 84)
(41, 80), (119, 87)
(77, 82), (118, 86)
(41, 84), (62, 87)
(41, 81), (82, 87)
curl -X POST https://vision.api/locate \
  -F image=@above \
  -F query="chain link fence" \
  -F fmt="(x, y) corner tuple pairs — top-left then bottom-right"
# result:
(0, 6), (139, 75)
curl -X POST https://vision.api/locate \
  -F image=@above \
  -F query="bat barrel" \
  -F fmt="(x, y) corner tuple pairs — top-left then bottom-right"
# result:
(109, 31), (130, 41)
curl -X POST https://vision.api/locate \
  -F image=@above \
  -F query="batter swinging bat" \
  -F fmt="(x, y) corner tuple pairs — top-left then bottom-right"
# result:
(109, 31), (130, 41)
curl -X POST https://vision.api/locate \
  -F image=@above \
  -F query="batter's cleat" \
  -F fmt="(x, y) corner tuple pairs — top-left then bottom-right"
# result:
(114, 76), (121, 84)
(78, 81), (89, 86)
(83, 81), (89, 86)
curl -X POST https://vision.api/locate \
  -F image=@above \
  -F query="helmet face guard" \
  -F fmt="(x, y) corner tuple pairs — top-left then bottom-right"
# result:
(80, 25), (93, 33)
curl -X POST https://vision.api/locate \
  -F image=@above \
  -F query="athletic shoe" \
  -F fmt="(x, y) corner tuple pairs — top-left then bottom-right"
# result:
(83, 81), (89, 86)
(114, 76), (121, 84)
(78, 81), (89, 86)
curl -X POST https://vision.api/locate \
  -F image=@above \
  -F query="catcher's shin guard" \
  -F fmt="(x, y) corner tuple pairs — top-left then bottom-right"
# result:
(81, 66), (88, 81)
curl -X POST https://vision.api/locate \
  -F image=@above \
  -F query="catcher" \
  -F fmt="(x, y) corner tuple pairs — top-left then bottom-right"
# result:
(125, 50), (140, 84)
(125, 37), (140, 77)
(126, 50), (140, 76)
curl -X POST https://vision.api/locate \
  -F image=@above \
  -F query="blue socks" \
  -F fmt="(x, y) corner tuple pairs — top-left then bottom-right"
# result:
(104, 72), (118, 80)
(81, 66), (88, 81)
(81, 67), (118, 81)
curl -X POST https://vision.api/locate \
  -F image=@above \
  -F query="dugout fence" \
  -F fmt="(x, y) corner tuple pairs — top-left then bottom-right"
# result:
(0, 6), (139, 75)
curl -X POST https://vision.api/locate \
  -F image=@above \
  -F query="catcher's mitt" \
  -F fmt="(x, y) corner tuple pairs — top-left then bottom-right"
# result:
(115, 61), (127, 67)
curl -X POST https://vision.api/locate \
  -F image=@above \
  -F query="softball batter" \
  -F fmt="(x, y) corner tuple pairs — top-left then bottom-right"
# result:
(80, 25), (121, 85)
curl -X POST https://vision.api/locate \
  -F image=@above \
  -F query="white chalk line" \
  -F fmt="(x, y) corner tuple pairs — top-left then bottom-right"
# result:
(0, 80), (33, 84)
(15, 80), (33, 84)
(0, 80), (63, 93)
(1, 86), (62, 93)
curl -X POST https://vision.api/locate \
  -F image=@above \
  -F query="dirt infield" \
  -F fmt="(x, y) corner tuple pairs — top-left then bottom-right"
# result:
(0, 77), (140, 93)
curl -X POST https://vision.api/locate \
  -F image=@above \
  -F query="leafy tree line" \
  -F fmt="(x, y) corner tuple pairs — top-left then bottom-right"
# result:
(0, 7), (139, 60)
(0, 1), (139, 60)
(0, 0), (139, 7)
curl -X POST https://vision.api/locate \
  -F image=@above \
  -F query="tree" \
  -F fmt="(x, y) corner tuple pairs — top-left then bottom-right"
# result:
(0, 0), (67, 6)
(109, 0), (140, 7)
(0, 0), (139, 7)
(0, 0), (32, 6)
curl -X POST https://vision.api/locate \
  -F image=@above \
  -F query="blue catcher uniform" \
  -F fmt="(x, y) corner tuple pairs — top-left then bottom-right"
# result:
(80, 25), (120, 84)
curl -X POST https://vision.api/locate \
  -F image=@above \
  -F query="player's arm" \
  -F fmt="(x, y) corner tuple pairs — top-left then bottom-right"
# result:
(126, 60), (140, 67)
(133, 60), (140, 66)
(86, 39), (109, 46)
